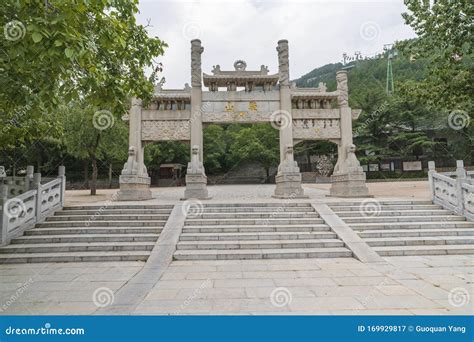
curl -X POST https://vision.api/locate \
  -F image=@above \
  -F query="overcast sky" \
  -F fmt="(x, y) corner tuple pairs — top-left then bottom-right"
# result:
(136, 0), (416, 88)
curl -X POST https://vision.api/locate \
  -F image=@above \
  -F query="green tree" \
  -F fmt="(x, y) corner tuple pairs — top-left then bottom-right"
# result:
(62, 102), (128, 195)
(203, 124), (226, 174)
(401, 0), (473, 162)
(227, 124), (279, 180)
(1, 0), (166, 147)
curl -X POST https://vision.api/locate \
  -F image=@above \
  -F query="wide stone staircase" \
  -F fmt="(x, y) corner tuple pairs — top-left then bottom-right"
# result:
(174, 203), (352, 260)
(0, 204), (173, 263)
(328, 200), (474, 256)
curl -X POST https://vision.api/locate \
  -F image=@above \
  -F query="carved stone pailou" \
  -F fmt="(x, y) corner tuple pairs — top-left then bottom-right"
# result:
(120, 39), (367, 200)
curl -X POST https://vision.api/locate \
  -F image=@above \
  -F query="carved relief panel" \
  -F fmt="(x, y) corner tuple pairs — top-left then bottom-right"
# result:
(141, 121), (191, 141)
(292, 119), (341, 140)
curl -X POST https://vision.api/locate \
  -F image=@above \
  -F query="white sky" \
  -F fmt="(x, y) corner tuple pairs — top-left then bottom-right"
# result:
(137, 0), (416, 88)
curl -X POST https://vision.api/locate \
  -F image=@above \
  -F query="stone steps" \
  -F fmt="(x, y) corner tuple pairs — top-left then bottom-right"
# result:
(0, 251), (150, 264)
(177, 239), (344, 250)
(373, 245), (474, 256)
(329, 200), (433, 206)
(182, 224), (331, 234)
(365, 236), (474, 247)
(11, 233), (160, 244)
(197, 203), (313, 208)
(358, 228), (474, 238)
(174, 247), (352, 260)
(0, 242), (155, 253)
(331, 199), (474, 257)
(36, 220), (166, 227)
(179, 231), (337, 241)
(349, 221), (474, 230)
(24, 227), (162, 235)
(343, 215), (464, 223)
(46, 214), (169, 221)
(176, 203), (351, 260)
(62, 205), (174, 210)
(328, 204), (441, 211)
(334, 210), (453, 217)
(184, 218), (325, 226)
(0, 204), (172, 263)
(193, 212), (319, 219)
(200, 207), (313, 213)
(56, 209), (172, 215)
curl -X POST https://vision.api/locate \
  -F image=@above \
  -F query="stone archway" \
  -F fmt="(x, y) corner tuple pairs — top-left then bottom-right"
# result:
(117, 40), (369, 201)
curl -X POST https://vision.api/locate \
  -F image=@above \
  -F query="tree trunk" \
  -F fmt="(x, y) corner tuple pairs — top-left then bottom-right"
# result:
(90, 133), (101, 196)
(83, 160), (89, 188)
(108, 163), (113, 188)
(91, 156), (97, 196)
(306, 150), (312, 172)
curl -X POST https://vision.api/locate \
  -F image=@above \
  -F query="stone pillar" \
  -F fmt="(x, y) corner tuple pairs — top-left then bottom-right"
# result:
(273, 40), (306, 199)
(33, 172), (42, 221)
(0, 184), (8, 246)
(329, 70), (370, 197)
(58, 166), (66, 207)
(428, 161), (436, 199)
(118, 98), (152, 200)
(25, 165), (34, 191)
(184, 39), (210, 199)
(455, 160), (467, 215)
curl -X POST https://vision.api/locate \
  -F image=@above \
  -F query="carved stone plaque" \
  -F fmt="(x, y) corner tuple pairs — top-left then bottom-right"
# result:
(141, 121), (190, 141)
(292, 119), (341, 140)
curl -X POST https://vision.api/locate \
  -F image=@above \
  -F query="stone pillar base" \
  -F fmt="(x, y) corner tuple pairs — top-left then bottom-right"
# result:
(117, 175), (152, 201)
(183, 174), (211, 200)
(329, 172), (371, 198)
(272, 172), (308, 199)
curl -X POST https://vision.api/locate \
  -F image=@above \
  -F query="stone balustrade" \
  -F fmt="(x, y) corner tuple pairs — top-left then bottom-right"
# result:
(428, 160), (473, 221)
(0, 166), (66, 246)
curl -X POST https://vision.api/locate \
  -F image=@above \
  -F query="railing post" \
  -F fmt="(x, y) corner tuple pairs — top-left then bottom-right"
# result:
(428, 161), (436, 200)
(26, 165), (34, 191)
(0, 184), (8, 246)
(58, 166), (66, 207)
(455, 160), (467, 215)
(33, 173), (42, 222)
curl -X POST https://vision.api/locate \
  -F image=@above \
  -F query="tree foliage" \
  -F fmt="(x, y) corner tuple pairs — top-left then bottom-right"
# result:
(0, 0), (166, 147)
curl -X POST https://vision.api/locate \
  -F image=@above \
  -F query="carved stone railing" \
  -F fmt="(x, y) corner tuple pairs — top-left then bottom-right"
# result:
(428, 160), (473, 221)
(0, 166), (66, 246)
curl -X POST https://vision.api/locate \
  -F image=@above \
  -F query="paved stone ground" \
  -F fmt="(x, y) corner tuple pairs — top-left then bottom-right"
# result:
(64, 181), (430, 207)
(0, 256), (471, 315)
(1, 182), (471, 315)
